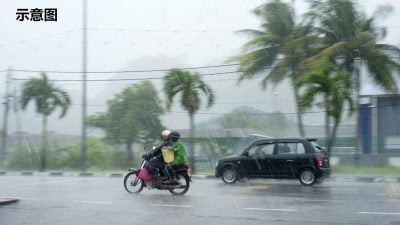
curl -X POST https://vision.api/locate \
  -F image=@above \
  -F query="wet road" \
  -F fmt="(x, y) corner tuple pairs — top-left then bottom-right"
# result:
(1, 175), (399, 225)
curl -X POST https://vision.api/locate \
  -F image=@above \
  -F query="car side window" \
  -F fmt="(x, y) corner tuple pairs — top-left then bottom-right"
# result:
(296, 143), (306, 154)
(277, 143), (294, 155)
(248, 143), (274, 157)
(277, 142), (305, 155)
(259, 144), (274, 155)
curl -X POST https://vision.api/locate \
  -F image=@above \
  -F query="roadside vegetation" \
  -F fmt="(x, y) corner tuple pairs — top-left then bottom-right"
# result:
(332, 165), (400, 176)
(3, 138), (140, 172)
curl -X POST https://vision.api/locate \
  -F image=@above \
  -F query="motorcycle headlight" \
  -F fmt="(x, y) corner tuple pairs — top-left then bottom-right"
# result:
(215, 160), (219, 167)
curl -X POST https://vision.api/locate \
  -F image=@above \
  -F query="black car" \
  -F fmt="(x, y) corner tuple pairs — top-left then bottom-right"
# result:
(215, 138), (331, 186)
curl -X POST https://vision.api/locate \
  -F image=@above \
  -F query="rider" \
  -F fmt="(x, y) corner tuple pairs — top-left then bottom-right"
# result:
(142, 130), (172, 177)
(164, 131), (187, 184)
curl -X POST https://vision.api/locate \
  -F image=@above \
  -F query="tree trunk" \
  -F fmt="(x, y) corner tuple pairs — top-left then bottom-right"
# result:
(40, 116), (48, 172)
(293, 82), (306, 137)
(354, 62), (361, 167)
(126, 139), (133, 165)
(189, 112), (195, 174)
(325, 98), (331, 156)
(328, 118), (341, 159)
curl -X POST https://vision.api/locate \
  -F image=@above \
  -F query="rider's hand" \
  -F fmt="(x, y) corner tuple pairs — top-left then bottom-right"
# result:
(142, 153), (150, 160)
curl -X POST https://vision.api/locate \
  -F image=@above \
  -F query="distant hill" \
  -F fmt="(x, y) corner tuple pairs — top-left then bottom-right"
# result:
(195, 105), (268, 129)
(194, 105), (355, 138)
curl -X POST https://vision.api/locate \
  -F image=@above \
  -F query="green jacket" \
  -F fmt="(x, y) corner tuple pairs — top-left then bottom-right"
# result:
(171, 140), (187, 165)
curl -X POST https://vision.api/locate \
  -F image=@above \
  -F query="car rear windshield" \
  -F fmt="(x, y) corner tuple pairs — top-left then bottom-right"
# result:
(309, 141), (326, 154)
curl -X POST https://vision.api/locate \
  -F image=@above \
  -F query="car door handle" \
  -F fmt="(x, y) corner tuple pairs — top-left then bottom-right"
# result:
(286, 160), (294, 162)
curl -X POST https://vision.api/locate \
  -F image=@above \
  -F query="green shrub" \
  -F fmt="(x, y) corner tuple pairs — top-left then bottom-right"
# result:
(5, 148), (40, 170)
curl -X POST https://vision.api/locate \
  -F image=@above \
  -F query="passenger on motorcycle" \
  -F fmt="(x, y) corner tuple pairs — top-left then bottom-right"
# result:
(164, 131), (187, 184)
(142, 130), (172, 177)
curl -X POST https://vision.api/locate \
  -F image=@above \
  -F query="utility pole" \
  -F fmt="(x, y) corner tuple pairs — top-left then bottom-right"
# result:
(354, 57), (362, 167)
(81, 0), (88, 171)
(1, 68), (11, 166)
(13, 76), (22, 150)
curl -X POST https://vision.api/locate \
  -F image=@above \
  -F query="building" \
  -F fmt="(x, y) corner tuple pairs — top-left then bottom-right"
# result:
(360, 94), (400, 154)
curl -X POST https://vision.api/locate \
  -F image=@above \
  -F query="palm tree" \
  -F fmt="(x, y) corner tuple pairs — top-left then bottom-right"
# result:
(297, 60), (354, 157)
(231, 0), (318, 137)
(306, 0), (400, 156)
(20, 73), (71, 171)
(163, 69), (215, 174)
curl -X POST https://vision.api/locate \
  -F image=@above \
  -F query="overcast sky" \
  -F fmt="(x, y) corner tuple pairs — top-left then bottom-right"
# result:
(0, 0), (399, 135)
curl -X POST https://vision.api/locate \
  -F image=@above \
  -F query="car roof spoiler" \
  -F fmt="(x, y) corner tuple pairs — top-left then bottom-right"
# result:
(306, 138), (318, 142)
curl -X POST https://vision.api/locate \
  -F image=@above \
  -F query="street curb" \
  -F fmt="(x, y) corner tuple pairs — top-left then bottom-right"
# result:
(79, 172), (93, 177)
(21, 171), (33, 176)
(0, 198), (19, 206)
(49, 172), (63, 177)
(110, 173), (123, 178)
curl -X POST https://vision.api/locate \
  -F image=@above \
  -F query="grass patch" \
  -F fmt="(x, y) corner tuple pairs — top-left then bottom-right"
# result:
(332, 165), (400, 176)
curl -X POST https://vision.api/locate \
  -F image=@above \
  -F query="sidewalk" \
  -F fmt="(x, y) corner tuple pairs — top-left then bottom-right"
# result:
(329, 173), (400, 183)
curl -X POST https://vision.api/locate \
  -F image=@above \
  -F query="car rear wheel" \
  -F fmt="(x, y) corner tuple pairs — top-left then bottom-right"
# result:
(299, 169), (316, 186)
(221, 166), (238, 184)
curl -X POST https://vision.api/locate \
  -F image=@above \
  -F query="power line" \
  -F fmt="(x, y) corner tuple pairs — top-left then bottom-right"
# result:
(10, 63), (239, 75)
(11, 70), (243, 82)
(88, 28), (238, 32)
(2, 26), (400, 47)
(0, 28), (238, 46)
(0, 29), (81, 47)
(65, 101), (400, 116)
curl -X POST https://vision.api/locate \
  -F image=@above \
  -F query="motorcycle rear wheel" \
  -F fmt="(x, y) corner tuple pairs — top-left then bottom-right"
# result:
(123, 171), (144, 193)
(168, 173), (190, 195)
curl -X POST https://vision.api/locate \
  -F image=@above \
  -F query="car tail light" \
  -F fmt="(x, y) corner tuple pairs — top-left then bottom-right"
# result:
(315, 155), (323, 167)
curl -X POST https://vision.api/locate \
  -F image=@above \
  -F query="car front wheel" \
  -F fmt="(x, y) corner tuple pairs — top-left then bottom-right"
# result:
(221, 166), (238, 184)
(299, 169), (316, 186)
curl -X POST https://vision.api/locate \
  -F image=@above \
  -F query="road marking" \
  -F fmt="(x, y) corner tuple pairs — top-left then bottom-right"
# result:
(245, 208), (297, 212)
(13, 179), (79, 187)
(237, 184), (272, 192)
(299, 199), (348, 203)
(152, 204), (192, 208)
(73, 200), (113, 204)
(358, 212), (400, 216)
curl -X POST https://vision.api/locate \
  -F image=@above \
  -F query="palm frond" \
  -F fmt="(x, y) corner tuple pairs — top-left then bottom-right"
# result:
(237, 48), (279, 81)
(237, 29), (267, 37)
(364, 46), (399, 93)
(20, 73), (71, 118)
(261, 60), (289, 89)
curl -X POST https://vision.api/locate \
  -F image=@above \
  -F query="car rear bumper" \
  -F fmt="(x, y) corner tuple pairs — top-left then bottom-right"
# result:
(317, 167), (331, 178)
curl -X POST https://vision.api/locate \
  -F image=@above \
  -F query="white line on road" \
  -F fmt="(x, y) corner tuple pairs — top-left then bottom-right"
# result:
(152, 204), (192, 208)
(73, 200), (113, 204)
(13, 179), (79, 187)
(358, 212), (400, 216)
(245, 208), (297, 212)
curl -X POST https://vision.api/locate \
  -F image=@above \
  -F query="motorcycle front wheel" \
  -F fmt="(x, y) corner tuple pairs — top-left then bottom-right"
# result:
(123, 171), (144, 193)
(168, 173), (190, 196)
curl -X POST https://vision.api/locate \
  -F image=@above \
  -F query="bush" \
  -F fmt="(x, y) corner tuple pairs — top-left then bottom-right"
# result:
(5, 137), (142, 171)
(4, 148), (40, 170)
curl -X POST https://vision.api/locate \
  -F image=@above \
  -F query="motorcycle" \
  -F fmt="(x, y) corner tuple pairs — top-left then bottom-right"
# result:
(123, 149), (192, 196)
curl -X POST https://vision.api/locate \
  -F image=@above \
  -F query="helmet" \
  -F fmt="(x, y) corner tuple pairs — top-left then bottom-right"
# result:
(169, 131), (181, 142)
(160, 130), (171, 141)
